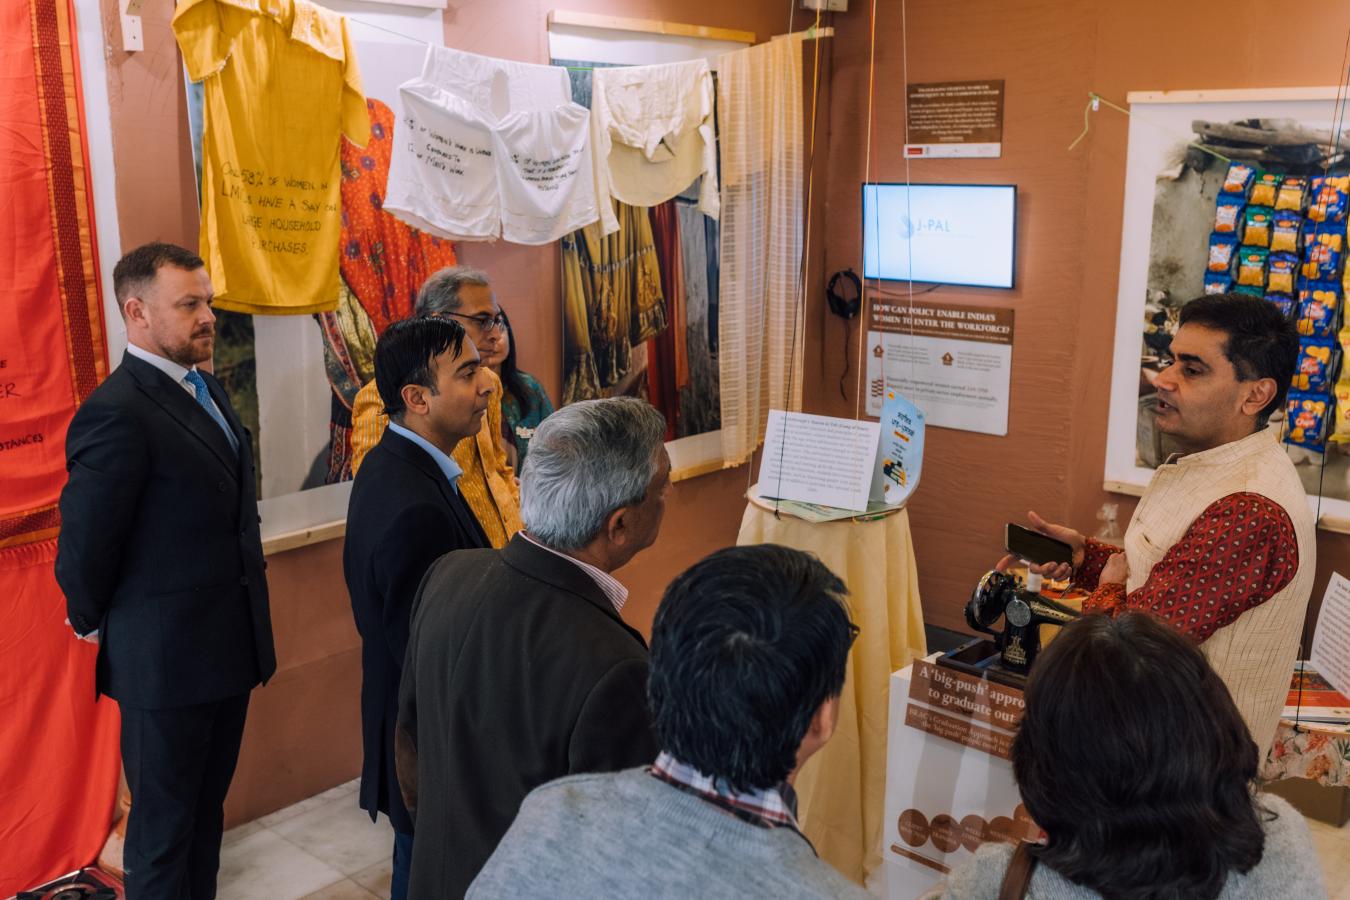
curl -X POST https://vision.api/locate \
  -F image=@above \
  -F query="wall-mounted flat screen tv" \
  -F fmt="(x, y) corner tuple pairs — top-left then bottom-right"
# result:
(861, 183), (1017, 289)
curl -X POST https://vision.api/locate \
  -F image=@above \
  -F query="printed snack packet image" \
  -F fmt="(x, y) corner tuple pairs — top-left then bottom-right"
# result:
(1285, 391), (1331, 450)
(1292, 338), (1339, 392)
(1276, 175), (1309, 212)
(1222, 161), (1256, 195)
(1242, 206), (1273, 248)
(1249, 171), (1282, 207)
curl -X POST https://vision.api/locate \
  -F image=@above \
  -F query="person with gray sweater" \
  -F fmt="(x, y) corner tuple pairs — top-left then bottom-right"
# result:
(932, 612), (1326, 900)
(467, 545), (869, 899)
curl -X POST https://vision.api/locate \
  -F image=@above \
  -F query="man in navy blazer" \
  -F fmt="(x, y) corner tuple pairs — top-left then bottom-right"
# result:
(56, 242), (274, 900)
(343, 316), (493, 900)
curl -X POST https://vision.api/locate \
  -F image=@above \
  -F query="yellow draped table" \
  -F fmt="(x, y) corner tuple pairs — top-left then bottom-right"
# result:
(737, 495), (927, 886)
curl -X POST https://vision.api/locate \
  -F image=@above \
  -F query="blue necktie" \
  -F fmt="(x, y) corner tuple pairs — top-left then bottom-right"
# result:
(184, 369), (239, 454)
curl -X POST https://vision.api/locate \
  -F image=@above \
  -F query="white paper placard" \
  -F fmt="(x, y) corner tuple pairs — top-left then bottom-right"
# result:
(865, 301), (1014, 437)
(1311, 572), (1350, 701)
(757, 410), (880, 512)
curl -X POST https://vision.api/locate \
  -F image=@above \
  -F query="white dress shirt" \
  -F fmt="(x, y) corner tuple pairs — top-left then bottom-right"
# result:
(519, 532), (628, 613)
(126, 343), (230, 424)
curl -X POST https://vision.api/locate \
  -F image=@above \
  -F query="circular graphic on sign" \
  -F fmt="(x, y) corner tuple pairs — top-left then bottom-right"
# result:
(959, 814), (987, 852)
(897, 809), (930, 847)
(987, 815), (1018, 844)
(930, 814), (962, 853)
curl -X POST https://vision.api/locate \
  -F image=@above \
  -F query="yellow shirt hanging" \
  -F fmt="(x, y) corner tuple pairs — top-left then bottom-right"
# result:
(173, 0), (370, 315)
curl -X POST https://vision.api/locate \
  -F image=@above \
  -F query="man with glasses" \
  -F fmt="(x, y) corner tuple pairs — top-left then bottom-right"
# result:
(350, 266), (520, 549)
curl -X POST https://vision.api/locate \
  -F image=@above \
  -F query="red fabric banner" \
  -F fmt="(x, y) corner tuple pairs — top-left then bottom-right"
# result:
(0, 0), (121, 891)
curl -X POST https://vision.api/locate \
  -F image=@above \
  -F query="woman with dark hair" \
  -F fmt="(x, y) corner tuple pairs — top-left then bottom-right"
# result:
(937, 611), (1323, 900)
(495, 307), (554, 468)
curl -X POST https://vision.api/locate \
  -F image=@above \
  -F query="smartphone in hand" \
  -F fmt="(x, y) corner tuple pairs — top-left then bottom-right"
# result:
(1005, 523), (1073, 566)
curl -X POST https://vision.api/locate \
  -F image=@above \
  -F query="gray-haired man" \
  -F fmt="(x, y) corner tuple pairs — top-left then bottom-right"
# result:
(395, 397), (670, 899)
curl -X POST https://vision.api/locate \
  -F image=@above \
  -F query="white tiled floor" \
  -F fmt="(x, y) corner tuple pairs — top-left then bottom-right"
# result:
(221, 779), (1350, 899)
(218, 780), (393, 900)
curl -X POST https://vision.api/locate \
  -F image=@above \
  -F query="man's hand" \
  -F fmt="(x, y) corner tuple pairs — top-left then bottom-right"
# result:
(1100, 552), (1128, 586)
(995, 510), (1086, 582)
(65, 618), (99, 643)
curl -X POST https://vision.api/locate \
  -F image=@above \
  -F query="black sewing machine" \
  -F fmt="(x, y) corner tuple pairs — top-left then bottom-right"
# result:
(940, 570), (1081, 687)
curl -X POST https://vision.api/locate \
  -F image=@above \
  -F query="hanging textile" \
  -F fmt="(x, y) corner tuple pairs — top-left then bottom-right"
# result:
(316, 97), (459, 484)
(560, 205), (666, 404)
(591, 58), (719, 235)
(0, 0), (122, 891)
(647, 199), (687, 440)
(675, 197), (721, 437)
(173, 0), (370, 315)
(340, 98), (458, 334)
(316, 279), (379, 483)
(716, 35), (805, 466)
(385, 46), (599, 245)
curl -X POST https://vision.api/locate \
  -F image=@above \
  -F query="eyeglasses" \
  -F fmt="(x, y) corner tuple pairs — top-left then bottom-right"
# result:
(443, 311), (507, 333)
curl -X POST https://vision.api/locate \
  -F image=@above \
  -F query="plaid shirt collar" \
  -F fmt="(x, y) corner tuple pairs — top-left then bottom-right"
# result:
(649, 751), (799, 829)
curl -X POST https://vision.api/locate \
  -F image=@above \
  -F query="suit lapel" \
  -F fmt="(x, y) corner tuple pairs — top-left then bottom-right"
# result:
(383, 430), (490, 548)
(500, 535), (646, 647)
(124, 354), (239, 479)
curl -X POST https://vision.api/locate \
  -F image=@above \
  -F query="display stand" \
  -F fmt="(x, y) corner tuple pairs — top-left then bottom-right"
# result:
(736, 494), (926, 886)
(881, 655), (1040, 898)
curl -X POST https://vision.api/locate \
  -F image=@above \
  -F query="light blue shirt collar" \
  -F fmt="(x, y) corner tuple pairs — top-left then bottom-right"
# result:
(387, 421), (462, 493)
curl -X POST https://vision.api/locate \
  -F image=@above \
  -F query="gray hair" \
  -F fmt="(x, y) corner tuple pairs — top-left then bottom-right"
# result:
(415, 266), (491, 317)
(520, 398), (667, 551)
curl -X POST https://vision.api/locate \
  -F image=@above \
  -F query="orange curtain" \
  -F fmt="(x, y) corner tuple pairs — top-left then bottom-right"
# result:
(0, 0), (121, 891)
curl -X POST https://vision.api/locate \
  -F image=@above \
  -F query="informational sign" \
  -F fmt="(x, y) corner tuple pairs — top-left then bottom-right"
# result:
(883, 658), (1039, 898)
(903, 80), (1004, 159)
(871, 390), (925, 507)
(757, 410), (880, 512)
(1311, 572), (1350, 701)
(866, 300), (1014, 436)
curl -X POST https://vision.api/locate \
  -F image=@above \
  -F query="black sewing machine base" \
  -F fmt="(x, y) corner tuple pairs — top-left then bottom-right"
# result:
(938, 638), (1029, 690)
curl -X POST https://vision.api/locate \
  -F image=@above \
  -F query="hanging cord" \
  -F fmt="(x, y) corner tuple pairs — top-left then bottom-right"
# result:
(900, 0), (918, 389)
(1289, 28), (1350, 734)
(853, 0), (880, 418)
(1067, 91), (1232, 163)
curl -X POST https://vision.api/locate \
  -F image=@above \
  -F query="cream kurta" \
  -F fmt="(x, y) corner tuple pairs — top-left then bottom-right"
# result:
(1124, 427), (1314, 753)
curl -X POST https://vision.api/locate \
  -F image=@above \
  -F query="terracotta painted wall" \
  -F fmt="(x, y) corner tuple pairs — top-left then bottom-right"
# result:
(812, 0), (1350, 637)
(94, 0), (796, 822)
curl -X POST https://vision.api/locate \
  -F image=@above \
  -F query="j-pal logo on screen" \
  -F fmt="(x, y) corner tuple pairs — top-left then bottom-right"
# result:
(898, 215), (954, 239)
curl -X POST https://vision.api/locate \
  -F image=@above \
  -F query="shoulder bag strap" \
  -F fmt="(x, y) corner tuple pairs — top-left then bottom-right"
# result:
(998, 841), (1039, 900)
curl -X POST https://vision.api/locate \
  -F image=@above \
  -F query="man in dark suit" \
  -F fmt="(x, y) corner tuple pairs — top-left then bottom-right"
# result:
(396, 396), (670, 899)
(343, 316), (492, 900)
(55, 242), (274, 900)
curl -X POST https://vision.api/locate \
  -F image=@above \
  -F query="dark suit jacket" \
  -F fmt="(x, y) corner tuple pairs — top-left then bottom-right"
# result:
(397, 534), (659, 899)
(55, 351), (274, 709)
(343, 427), (489, 835)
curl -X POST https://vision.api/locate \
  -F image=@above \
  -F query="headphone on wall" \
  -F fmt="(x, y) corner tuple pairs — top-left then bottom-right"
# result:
(827, 268), (862, 320)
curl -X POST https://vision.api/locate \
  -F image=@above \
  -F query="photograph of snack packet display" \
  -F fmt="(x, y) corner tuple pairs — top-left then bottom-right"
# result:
(1136, 116), (1350, 501)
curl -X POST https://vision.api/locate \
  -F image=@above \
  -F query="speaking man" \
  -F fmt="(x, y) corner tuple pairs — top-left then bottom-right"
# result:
(1007, 294), (1311, 754)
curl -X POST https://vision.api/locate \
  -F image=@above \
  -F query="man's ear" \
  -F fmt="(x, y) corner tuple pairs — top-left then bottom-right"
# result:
(1241, 377), (1278, 419)
(809, 696), (839, 746)
(122, 296), (146, 327)
(602, 505), (628, 546)
(400, 382), (430, 418)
